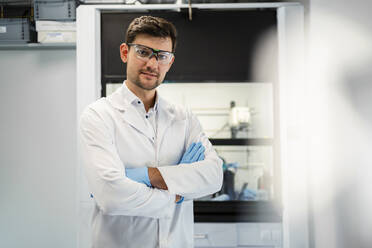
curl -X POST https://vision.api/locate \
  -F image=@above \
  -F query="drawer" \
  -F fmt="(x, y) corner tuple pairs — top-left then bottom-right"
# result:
(0, 18), (33, 43)
(34, 0), (76, 21)
(194, 223), (237, 247)
(237, 223), (282, 247)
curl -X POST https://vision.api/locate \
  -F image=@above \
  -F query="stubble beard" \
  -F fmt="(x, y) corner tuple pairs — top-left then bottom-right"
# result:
(131, 71), (161, 91)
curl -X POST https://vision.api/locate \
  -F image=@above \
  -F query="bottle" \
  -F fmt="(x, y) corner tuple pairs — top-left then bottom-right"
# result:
(257, 169), (272, 201)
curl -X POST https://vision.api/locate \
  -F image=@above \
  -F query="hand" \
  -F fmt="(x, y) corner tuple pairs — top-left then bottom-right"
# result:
(175, 195), (184, 204)
(125, 167), (152, 187)
(176, 142), (205, 204)
(179, 142), (205, 164)
(148, 167), (167, 190)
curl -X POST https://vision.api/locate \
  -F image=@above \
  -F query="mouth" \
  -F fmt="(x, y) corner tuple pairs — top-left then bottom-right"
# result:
(140, 71), (158, 78)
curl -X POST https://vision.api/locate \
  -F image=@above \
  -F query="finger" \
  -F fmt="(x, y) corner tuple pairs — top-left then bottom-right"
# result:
(197, 153), (205, 161)
(194, 151), (204, 162)
(176, 196), (184, 204)
(185, 142), (196, 156)
(189, 142), (202, 156)
(190, 145), (205, 162)
(191, 149), (203, 162)
(185, 142), (201, 161)
(182, 142), (197, 162)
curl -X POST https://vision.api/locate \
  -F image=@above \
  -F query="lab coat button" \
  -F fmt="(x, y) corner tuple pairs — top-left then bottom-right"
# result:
(137, 101), (141, 104)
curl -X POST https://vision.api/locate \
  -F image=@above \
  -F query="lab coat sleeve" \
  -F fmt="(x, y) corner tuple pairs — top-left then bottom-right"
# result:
(157, 110), (223, 200)
(79, 107), (175, 218)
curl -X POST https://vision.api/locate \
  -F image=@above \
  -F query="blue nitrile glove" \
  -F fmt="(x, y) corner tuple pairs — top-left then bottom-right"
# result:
(176, 196), (184, 204)
(179, 142), (205, 164)
(196, 149), (205, 161)
(125, 167), (152, 187)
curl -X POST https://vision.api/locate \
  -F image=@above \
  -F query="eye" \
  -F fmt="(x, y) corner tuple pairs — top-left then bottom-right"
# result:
(136, 47), (151, 57)
(158, 53), (170, 61)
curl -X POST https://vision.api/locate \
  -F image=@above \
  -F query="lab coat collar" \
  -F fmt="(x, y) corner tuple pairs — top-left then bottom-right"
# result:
(121, 81), (159, 113)
(108, 81), (162, 111)
(106, 82), (177, 143)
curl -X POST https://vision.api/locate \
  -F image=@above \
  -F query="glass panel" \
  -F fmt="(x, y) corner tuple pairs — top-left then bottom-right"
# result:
(105, 82), (276, 202)
(200, 145), (274, 201)
(105, 83), (121, 96)
(158, 82), (274, 139)
(157, 82), (275, 202)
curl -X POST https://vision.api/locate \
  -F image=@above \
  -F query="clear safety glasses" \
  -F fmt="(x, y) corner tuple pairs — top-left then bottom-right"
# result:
(127, 43), (174, 65)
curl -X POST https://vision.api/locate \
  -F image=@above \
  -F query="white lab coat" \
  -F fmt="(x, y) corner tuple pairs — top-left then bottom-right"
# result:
(79, 83), (223, 248)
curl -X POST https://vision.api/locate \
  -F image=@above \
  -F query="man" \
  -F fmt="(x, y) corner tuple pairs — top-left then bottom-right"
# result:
(79, 16), (223, 248)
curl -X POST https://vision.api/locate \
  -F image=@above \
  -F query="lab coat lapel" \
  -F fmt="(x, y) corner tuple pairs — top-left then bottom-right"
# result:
(107, 85), (154, 142)
(122, 105), (154, 141)
(157, 97), (176, 146)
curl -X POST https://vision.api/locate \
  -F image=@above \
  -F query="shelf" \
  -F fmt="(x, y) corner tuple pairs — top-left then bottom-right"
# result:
(0, 42), (76, 50)
(194, 201), (282, 223)
(210, 138), (273, 146)
(92, 2), (301, 11)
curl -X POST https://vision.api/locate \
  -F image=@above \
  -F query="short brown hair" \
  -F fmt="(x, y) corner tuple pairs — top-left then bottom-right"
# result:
(126, 16), (177, 52)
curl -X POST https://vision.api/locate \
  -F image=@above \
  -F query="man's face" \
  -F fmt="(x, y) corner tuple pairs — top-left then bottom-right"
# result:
(120, 34), (175, 91)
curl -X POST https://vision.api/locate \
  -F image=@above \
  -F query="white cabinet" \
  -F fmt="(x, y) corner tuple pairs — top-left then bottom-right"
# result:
(194, 223), (282, 248)
(194, 223), (238, 247)
(237, 223), (282, 247)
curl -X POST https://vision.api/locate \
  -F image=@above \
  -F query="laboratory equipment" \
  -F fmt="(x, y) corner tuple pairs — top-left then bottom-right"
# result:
(0, 18), (34, 43)
(34, 0), (76, 21)
(229, 101), (253, 138)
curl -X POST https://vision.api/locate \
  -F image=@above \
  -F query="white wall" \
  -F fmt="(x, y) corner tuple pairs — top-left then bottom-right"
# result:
(0, 49), (78, 248)
(307, 1), (372, 248)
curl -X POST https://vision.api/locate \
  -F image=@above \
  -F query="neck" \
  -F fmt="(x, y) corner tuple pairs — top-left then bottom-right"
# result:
(125, 80), (156, 112)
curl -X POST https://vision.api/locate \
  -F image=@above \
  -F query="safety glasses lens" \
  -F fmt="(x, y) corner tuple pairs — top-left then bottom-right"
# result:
(133, 45), (172, 64)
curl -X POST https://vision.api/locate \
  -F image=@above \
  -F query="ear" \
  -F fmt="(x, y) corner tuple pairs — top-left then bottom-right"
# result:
(120, 43), (129, 63)
(166, 55), (175, 72)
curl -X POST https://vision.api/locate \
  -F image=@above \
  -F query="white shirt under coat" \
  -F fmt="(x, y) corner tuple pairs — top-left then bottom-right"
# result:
(79, 82), (223, 248)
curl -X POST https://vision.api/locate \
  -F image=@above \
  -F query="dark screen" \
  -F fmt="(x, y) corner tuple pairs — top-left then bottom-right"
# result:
(101, 9), (277, 85)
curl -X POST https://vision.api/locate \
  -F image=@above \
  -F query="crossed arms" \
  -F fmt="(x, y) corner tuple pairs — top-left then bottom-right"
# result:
(79, 107), (223, 218)
(126, 142), (206, 203)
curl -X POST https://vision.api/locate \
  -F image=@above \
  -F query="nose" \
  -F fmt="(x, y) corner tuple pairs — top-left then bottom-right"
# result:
(146, 55), (159, 68)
